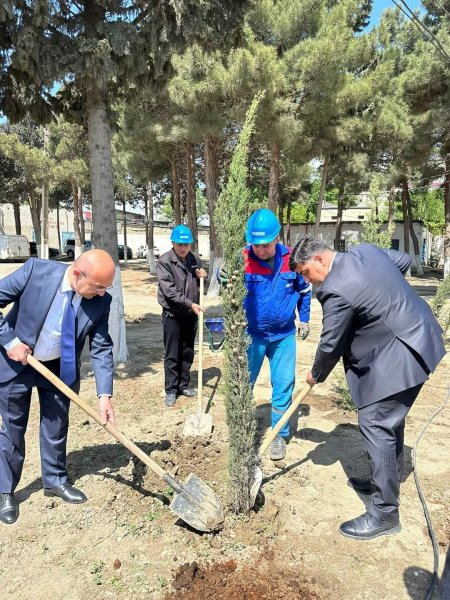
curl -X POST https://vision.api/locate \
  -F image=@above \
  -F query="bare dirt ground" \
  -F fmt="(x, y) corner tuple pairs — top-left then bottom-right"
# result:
(0, 260), (449, 600)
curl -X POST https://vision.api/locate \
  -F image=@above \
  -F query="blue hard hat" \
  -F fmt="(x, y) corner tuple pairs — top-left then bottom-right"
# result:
(245, 208), (281, 245)
(171, 224), (193, 244)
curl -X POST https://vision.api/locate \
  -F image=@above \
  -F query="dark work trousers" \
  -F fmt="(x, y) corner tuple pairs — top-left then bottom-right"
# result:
(0, 359), (75, 493)
(162, 312), (198, 394)
(358, 382), (424, 522)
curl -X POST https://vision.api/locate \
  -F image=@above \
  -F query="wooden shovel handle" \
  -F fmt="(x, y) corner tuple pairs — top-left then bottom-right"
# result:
(27, 354), (167, 480)
(197, 276), (204, 416)
(258, 383), (314, 458)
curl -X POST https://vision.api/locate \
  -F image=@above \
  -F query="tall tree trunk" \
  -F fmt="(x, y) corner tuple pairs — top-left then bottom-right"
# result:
(387, 184), (396, 232)
(72, 182), (83, 259)
(204, 134), (221, 262)
(87, 97), (118, 261)
(444, 152), (450, 278)
(28, 190), (42, 246)
(56, 201), (61, 252)
(146, 182), (157, 274)
(313, 157), (329, 238)
(41, 181), (49, 259)
(404, 181), (423, 274)
(86, 83), (127, 362)
(171, 156), (181, 225)
(122, 201), (128, 268)
(78, 187), (85, 244)
(268, 140), (280, 213)
(13, 200), (21, 235)
(40, 128), (49, 259)
(185, 140), (198, 251)
(144, 193), (149, 248)
(278, 195), (285, 244)
(334, 185), (345, 250)
(286, 195), (292, 247)
(401, 179), (410, 255)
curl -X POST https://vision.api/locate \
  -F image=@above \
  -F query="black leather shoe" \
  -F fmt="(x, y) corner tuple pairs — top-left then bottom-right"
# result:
(44, 483), (87, 504)
(179, 388), (197, 398)
(340, 511), (401, 540)
(0, 493), (19, 524)
(347, 477), (373, 494)
(165, 392), (177, 407)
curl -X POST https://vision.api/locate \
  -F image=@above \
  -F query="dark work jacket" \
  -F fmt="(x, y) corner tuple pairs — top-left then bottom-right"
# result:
(156, 249), (202, 316)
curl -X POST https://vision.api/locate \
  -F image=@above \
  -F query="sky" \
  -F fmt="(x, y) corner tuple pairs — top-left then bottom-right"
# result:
(368, 0), (423, 29)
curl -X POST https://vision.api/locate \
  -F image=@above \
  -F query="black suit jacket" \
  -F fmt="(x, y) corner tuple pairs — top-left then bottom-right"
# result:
(312, 244), (445, 408)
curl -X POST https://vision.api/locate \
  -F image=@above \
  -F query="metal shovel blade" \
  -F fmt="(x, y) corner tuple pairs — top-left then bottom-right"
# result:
(169, 472), (224, 532)
(182, 411), (213, 437)
(249, 465), (263, 507)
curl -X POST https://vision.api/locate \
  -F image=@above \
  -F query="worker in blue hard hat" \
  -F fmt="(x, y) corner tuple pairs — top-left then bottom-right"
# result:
(219, 208), (312, 460)
(156, 225), (207, 407)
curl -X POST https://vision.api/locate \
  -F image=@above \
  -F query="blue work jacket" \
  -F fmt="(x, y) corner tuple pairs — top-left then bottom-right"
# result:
(243, 243), (311, 341)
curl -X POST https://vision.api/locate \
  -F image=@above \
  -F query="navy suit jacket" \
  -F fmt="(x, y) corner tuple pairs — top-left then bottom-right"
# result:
(0, 258), (114, 395)
(311, 244), (445, 408)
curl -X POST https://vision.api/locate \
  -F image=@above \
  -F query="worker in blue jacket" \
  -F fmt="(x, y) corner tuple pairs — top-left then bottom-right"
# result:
(220, 209), (312, 460)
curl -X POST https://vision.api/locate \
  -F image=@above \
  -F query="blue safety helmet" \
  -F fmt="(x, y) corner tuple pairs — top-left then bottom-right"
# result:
(245, 208), (281, 245)
(171, 224), (194, 244)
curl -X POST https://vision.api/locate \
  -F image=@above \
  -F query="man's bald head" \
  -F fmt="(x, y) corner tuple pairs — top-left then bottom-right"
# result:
(69, 249), (115, 298)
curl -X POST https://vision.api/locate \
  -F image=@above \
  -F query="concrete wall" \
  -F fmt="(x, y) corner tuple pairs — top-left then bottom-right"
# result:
(0, 204), (211, 257)
(285, 221), (425, 255)
(118, 225), (211, 258)
(1, 203), (428, 262)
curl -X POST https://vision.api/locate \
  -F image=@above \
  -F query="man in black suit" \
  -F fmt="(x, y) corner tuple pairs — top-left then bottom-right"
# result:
(289, 236), (445, 540)
(0, 249), (116, 524)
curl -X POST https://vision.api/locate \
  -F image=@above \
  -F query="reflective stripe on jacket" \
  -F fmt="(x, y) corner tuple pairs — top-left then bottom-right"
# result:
(243, 243), (311, 341)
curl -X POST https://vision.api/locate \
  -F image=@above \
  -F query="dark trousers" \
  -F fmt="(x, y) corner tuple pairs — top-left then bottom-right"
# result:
(358, 383), (424, 521)
(0, 360), (74, 493)
(162, 312), (197, 394)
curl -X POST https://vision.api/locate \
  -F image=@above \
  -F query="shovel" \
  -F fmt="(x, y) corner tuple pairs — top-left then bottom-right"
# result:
(249, 383), (314, 507)
(183, 277), (213, 437)
(27, 354), (224, 533)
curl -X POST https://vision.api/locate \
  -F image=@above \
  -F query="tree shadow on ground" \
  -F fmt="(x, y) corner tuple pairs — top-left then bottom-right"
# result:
(187, 366), (222, 415)
(15, 439), (173, 506)
(261, 423), (413, 509)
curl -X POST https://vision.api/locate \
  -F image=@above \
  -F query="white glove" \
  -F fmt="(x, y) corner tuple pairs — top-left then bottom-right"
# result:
(298, 322), (310, 340)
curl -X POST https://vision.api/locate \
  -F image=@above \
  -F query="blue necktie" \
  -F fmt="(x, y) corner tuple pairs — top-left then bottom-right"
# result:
(60, 290), (76, 386)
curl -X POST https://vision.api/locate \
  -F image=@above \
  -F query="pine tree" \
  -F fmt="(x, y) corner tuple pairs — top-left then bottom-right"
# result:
(0, 126), (53, 246)
(215, 93), (263, 513)
(2, 1), (250, 360)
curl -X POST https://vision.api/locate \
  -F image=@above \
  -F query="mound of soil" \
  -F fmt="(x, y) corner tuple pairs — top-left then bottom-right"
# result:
(164, 559), (320, 599)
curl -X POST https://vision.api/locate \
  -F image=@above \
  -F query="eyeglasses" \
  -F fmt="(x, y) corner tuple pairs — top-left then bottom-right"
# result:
(75, 261), (113, 291)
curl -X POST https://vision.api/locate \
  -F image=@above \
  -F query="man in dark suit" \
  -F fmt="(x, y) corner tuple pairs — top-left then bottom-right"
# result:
(0, 249), (116, 524)
(289, 236), (445, 540)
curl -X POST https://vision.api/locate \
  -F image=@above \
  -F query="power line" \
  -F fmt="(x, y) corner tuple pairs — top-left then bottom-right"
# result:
(398, 0), (450, 60)
(391, 0), (450, 64)
(425, 0), (450, 19)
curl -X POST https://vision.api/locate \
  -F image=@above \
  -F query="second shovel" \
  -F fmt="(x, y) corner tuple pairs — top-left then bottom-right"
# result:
(183, 277), (213, 437)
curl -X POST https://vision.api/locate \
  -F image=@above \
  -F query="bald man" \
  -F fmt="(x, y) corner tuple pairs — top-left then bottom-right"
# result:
(0, 249), (116, 524)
